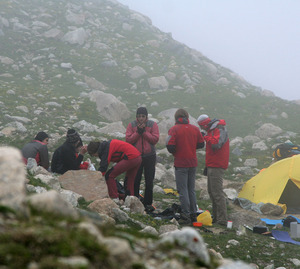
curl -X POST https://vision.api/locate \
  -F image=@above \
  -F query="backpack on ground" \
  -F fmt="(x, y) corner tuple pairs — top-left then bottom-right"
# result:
(283, 215), (298, 228)
(272, 143), (300, 161)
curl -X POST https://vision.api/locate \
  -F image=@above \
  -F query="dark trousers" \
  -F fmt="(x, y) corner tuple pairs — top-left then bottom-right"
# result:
(134, 154), (156, 206)
(106, 156), (142, 198)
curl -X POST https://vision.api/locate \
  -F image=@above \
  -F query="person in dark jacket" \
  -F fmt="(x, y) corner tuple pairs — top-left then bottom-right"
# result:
(197, 114), (229, 226)
(87, 139), (142, 203)
(166, 109), (204, 225)
(22, 131), (50, 170)
(126, 107), (159, 212)
(51, 129), (87, 174)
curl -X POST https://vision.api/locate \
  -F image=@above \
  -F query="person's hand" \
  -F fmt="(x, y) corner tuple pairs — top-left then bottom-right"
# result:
(137, 123), (145, 134)
(138, 122), (145, 128)
(137, 127), (145, 135)
(79, 145), (87, 155)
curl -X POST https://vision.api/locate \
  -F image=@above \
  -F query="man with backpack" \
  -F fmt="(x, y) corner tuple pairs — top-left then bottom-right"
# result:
(197, 114), (229, 226)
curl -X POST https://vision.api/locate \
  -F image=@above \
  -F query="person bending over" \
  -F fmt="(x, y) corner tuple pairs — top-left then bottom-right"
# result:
(87, 139), (141, 203)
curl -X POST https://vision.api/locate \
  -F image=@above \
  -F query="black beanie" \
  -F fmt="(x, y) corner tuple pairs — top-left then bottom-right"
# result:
(34, 131), (49, 142)
(66, 129), (81, 144)
(136, 107), (148, 117)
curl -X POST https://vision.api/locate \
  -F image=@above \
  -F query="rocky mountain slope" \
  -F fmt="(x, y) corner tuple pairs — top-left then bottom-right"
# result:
(1, 0), (300, 177)
(2, 146), (299, 269)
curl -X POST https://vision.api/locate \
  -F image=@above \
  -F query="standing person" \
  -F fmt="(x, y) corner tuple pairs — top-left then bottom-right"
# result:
(166, 109), (204, 225)
(51, 129), (87, 174)
(126, 107), (159, 212)
(87, 139), (142, 203)
(22, 131), (50, 170)
(197, 114), (229, 226)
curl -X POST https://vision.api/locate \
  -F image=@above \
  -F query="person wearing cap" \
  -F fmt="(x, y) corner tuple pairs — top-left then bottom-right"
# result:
(51, 129), (87, 174)
(21, 131), (50, 170)
(87, 139), (142, 203)
(166, 109), (205, 225)
(126, 107), (159, 212)
(197, 114), (229, 226)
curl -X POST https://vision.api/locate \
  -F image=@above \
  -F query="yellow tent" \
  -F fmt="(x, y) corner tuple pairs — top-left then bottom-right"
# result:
(238, 155), (300, 213)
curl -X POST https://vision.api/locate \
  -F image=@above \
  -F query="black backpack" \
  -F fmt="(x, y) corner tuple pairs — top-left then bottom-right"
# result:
(283, 216), (298, 228)
(273, 143), (300, 161)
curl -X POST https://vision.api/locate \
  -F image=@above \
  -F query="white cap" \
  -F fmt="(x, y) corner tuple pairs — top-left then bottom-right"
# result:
(197, 114), (209, 124)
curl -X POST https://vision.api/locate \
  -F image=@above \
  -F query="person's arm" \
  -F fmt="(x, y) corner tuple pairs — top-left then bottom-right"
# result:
(196, 130), (205, 149)
(62, 145), (83, 170)
(125, 122), (140, 144)
(205, 127), (228, 150)
(166, 128), (176, 154)
(98, 143), (110, 174)
(39, 145), (50, 170)
(143, 121), (159, 145)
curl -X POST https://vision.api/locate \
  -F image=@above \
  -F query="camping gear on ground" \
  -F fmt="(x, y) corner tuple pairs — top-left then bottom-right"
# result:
(148, 203), (181, 220)
(193, 222), (202, 227)
(261, 215), (300, 226)
(290, 222), (300, 238)
(163, 188), (179, 196)
(272, 142), (300, 161)
(197, 210), (212, 226)
(238, 155), (300, 214)
(271, 230), (300, 246)
(253, 226), (268, 234)
(283, 215), (299, 228)
(227, 221), (233, 229)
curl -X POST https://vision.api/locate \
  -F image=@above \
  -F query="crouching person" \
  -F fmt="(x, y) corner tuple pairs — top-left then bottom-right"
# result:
(87, 139), (142, 203)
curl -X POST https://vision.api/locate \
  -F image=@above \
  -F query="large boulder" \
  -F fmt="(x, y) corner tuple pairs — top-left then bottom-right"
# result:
(27, 190), (78, 218)
(61, 27), (89, 45)
(255, 123), (282, 139)
(0, 147), (28, 215)
(148, 76), (169, 91)
(58, 170), (109, 201)
(88, 90), (131, 121)
(127, 66), (147, 79)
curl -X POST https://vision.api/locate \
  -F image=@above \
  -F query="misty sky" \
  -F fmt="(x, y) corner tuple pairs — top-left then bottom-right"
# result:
(118, 0), (300, 101)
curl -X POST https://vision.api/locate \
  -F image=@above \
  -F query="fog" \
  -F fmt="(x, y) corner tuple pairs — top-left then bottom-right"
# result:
(118, 0), (300, 101)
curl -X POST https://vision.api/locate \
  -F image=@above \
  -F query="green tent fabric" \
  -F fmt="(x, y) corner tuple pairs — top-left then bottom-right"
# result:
(238, 155), (300, 213)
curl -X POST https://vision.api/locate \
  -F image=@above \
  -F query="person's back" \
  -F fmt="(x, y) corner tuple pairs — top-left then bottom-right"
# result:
(21, 131), (49, 170)
(170, 123), (202, 167)
(51, 129), (87, 174)
(51, 145), (64, 174)
(167, 112), (203, 168)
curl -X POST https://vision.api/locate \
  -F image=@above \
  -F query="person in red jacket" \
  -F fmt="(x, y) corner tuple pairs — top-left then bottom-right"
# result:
(197, 114), (230, 226)
(87, 139), (142, 203)
(126, 107), (159, 212)
(21, 131), (50, 170)
(166, 109), (204, 225)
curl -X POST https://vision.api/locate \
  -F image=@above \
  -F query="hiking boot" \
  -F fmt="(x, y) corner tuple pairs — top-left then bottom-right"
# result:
(178, 213), (191, 226)
(190, 213), (198, 223)
(144, 204), (155, 213)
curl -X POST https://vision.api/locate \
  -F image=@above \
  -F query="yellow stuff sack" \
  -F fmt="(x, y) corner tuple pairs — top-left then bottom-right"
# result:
(197, 210), (212, 226)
